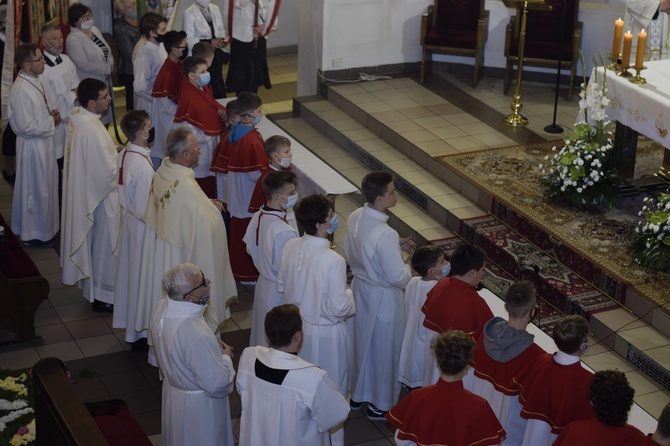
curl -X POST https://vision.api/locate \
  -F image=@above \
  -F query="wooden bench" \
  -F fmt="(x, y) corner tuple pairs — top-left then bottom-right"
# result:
(33, 357), (152, 446)
(0, 213), (49, 351)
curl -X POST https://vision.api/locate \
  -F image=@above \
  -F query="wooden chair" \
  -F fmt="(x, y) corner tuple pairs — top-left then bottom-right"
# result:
(420, 0), (489, 87)
(503, 0), (582, 101)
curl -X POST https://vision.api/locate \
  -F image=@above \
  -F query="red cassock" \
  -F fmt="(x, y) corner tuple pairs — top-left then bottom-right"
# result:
(174, 81), (226, 136)
(514, 353), (594, 434)
(385, 379), (506, 446)
(151, 57), (183, 102)
(554, 418), (657, 446)
(211, 130), (268, 282)
(472, 337), (545, 395)
(247, 164), (292, 213)
(421, 277), (493, 337)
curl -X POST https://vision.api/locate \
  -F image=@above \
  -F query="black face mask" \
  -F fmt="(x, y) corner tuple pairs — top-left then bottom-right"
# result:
(178, 50), (188, 61)
(147, 126), (156, 144)
(529, 307), (538, 323)
(155, 33), (166, 43)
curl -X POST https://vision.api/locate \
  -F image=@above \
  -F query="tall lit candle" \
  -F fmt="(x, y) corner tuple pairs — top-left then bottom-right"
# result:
(612, 18), (624, 55)
(622, 31), (633, 69)
(635, 29), (647, 69)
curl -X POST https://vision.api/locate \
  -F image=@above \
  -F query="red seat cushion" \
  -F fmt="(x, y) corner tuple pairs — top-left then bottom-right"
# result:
(425, 28), (479, 49)
(89, 403), (152, 446)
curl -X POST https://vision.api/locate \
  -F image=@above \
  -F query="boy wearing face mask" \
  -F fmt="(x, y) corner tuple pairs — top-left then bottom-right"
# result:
(210, 92), (267, 283)
(242, 171), (299, 347)
(398, 245), (451, 392)
(133, 12), (168, 116)
(276, 194), (355, 446)
(151, 30), (188, 168)
(248, 135), (298, 231)
(174, 56), (227, 197)
(470, 281), (545, 445)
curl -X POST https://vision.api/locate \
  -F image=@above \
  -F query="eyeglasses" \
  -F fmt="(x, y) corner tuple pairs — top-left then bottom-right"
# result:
(26, 59), (44, 63)
(177, 46), (188, 50)
(96, 95), (110, 101)
(183, 270), (208, 300)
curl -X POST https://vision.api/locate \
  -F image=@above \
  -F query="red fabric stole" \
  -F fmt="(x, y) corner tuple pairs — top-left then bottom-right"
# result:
(248, 164), (292, 213)
(152, 58), (183, 102)
(472, 340), (545, 395)
(174, 81), (226, 136)
(210, 129), (267, 174)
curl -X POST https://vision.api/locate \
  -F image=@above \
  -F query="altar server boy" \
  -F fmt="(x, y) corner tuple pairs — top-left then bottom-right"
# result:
(398, 245), (450, 390)
(386, 330), (506, 446)
(242, 170), (299, 346)
(277, 194), (355, 446)
(514, 314), (594, 445)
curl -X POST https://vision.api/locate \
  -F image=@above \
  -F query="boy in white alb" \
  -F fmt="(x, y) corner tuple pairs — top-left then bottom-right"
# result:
(242, 170), (299, 346)
(398, 245), (450, 390)
(277, 194), (355, 446)
(236, 304), (350, 446)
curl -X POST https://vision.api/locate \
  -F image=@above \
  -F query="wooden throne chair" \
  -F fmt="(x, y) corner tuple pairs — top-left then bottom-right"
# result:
(420, 0), (489, 88)
(503, 0), (583, 101)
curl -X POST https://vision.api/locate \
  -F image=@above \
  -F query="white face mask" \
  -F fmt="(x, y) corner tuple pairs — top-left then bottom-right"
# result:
(196, 0), (211, 7)
(80, 19), (94, 30)
(277, 155), (292, 168)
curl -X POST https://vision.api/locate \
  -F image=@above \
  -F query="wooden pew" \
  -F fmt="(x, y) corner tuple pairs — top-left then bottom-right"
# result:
(0, 214), (48, 351)
(32, 357), (152, 446)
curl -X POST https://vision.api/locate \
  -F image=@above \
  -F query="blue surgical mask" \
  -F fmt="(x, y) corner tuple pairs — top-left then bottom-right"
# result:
(198, 292), (210, 306)
(326, 214), (339, 235)
(281, 193), (298, 210)
(198, 71), (211, 87)
(252, 113), (262, 126)
(125, 9), (137, 19)
(434, 262), (451, 280)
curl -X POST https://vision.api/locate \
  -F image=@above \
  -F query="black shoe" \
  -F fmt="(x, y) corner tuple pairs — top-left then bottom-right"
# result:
(2, 169), (15, 185)
(366, 404), (387, 421)
(22, 238), (55, 248)
(350, 399), (363, 411)
(92, 300), (114, 313)
(130, 338), (149, 352)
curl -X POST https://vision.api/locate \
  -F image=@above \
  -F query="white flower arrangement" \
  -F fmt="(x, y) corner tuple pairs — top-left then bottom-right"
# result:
(542, 57), (621, 209)
(631, 192), (670, 270)
(0, 408), (33, 433)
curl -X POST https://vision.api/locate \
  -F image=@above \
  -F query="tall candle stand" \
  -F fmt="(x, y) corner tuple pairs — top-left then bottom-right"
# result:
(504, 0), (530, 127)
(617, 67), (633, 77)
(629, 66), (647, 84)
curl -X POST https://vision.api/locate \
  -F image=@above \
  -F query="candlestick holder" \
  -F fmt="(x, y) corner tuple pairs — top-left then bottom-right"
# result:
(606, 52), (620, 71)
(629, 66), (647, 84)
(617, 67), (633, 77)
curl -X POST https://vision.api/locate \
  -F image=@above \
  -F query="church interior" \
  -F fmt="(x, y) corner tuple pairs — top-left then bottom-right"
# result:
(1, 0), (670, 444)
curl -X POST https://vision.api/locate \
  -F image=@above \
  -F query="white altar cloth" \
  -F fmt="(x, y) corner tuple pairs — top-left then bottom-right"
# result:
(594, 60), (670, 148)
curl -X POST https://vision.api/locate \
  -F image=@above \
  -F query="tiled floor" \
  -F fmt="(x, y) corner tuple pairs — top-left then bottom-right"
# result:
(1, 53), (667, 445)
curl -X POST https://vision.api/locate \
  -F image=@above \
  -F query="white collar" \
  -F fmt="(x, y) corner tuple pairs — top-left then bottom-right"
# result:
(553, 351), (581, 366)
(256, 346), (318, 371)
(127, 142), (151, 155)
(303, 233), (330, 247)
(363, 203), (389, 222)
(163, 297), (207, 319)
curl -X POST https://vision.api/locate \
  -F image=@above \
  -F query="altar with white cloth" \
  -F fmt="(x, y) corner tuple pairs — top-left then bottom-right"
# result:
(218, 98), (359, 198)
(593, 60), (670, 178)
(478, 288), (658, 435)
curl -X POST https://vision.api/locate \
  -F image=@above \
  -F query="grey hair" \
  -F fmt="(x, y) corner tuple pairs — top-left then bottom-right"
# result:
(41, 23), (60, 36)
(162, 263), (201, 301)
(166, 127), (194, 160)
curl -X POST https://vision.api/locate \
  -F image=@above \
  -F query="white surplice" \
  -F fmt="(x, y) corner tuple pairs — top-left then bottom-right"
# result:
(398, 277), (436, 388)
(344, 204), (411, 411)
(8, 73), (59, 242)
(149, 297), (235, 446)
(236, 346), (350, 446)
(139, 158), (236, 332)
(133, 40), (166, 115)
(41, 52), (78, 160)
(277, 234), (355, 395)
(150, 95), (177, 164)
(242, 206), (298, 346)
(113, 143), (155, 342)
(61, 107), (120, 304)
